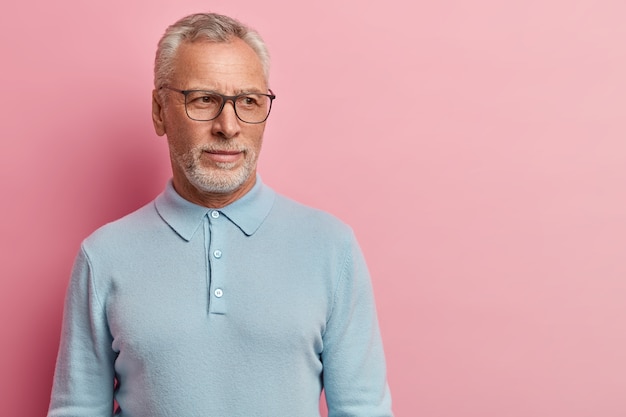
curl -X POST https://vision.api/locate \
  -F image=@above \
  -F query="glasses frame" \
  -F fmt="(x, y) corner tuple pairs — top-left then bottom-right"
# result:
(160, 86), (276, 124)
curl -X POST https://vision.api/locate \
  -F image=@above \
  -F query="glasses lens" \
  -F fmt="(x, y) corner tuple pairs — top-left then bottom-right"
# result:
(185, 92), (223, 121)
(234, 94), (272, 123)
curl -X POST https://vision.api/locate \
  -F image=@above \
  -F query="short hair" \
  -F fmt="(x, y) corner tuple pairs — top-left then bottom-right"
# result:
(154, 13), (270, 91)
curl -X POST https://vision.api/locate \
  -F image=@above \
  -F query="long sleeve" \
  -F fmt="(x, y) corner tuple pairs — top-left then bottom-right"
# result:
(321, 232), (393, 417)
(48, 245), (116, 417)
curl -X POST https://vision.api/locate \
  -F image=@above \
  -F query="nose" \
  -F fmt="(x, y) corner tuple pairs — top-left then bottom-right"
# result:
(211, 100), (241, 139)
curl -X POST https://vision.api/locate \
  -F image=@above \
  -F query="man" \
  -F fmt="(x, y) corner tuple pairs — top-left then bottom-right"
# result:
(48, 12), (393, 417)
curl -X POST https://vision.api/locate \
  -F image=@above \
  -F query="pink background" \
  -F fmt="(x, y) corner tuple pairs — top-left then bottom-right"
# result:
(2, 0), (626, 415)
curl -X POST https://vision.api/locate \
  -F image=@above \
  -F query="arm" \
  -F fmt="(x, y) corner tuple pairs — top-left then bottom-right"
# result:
(321, 232), (394, 417)
(48, 245), (116, 417)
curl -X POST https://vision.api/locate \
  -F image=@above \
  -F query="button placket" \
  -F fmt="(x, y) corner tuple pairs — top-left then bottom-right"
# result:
(208, 210), (227, 315)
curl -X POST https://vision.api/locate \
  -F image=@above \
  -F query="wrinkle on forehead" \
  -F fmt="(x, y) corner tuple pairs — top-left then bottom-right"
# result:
(171, 39), (267, 94)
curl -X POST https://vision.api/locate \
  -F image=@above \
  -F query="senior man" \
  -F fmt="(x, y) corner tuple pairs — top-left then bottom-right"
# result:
(48, 12), (393, 417)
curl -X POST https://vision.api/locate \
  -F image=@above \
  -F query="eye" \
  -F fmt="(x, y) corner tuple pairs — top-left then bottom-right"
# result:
(187, 92), (221, 107)
(237, 94), (261, 107)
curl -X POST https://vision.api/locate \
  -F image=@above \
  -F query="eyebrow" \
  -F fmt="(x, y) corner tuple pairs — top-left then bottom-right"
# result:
(186, 87), (267, 94)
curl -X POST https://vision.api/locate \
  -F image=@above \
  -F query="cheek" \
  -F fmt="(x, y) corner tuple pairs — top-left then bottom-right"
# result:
(166, 120), (206, 153)
(245, 126), (265, 152)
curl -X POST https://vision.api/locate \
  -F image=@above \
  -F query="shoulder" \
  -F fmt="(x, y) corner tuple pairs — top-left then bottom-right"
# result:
(276, 192), (350, 226)
(81, 199), (160, 255)
(266, 192), (357, 247)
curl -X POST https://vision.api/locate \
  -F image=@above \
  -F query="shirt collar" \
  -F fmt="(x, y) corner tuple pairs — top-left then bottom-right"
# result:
(155, 175), (275, 241)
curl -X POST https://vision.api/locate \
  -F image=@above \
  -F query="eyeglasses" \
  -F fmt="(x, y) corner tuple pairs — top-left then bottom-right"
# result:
(161, 86), (276, 124)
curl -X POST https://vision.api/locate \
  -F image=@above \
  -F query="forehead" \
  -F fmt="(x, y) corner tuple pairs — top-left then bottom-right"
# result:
(171, 38), (266, 91)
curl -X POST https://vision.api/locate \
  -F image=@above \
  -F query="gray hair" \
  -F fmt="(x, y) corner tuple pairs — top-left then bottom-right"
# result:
(154, 13), (270, 91)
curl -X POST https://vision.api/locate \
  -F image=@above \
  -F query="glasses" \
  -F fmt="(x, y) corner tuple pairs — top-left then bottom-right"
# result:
(161, 86), (276, 124)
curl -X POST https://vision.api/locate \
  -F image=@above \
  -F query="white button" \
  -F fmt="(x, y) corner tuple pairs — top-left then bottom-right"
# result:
(214, 288), (223, 298)
(211, 210), (220, 219)
(213, 250), (222, 258)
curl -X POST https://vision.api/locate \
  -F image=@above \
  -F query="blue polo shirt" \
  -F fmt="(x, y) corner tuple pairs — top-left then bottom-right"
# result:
(48, 177), (393, 417)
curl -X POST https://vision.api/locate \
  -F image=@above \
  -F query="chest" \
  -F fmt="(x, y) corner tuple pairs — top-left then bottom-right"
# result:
(103, 229), (335, 360)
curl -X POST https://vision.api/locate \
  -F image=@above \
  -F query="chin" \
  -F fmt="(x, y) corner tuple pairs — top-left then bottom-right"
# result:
(188, 168), (252, 194)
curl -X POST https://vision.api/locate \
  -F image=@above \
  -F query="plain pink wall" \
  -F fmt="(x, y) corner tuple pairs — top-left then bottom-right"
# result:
(2, 1), (626, 415)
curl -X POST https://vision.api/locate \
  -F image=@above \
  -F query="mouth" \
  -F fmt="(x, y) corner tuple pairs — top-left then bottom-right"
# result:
(203, 149), (244, 164)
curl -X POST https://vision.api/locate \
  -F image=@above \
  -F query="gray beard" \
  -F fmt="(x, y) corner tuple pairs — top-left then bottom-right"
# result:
(174, 147), (256, 194)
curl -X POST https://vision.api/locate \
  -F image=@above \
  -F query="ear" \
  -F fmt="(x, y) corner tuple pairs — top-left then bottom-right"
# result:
(152, 89), (166, 136)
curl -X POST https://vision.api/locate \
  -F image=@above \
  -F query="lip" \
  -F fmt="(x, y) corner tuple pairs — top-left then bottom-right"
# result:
(203, 149), (243, 164)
